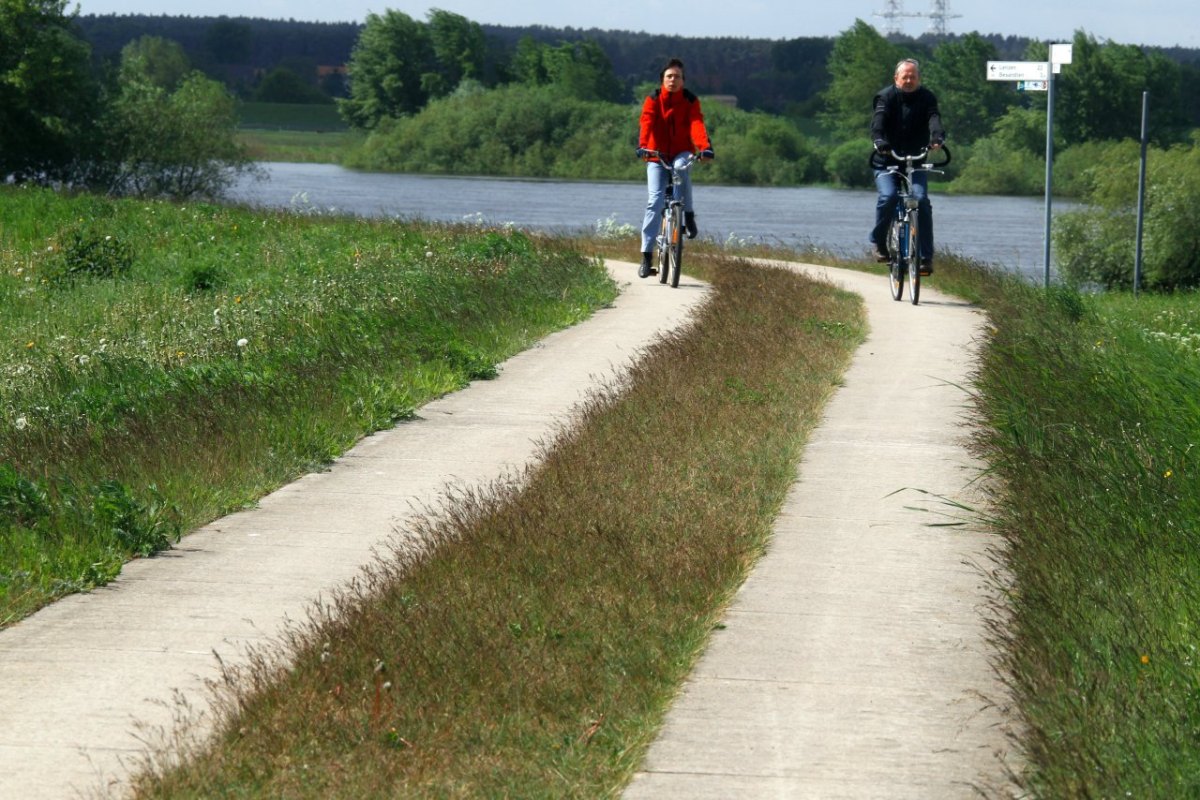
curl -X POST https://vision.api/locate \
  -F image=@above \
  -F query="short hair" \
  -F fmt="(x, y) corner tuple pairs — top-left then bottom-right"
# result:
(660, 58), (686, 82)
(894, 58), (920, 75)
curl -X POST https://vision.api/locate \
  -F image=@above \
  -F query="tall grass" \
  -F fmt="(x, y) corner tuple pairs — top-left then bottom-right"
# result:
(235, 130), (363, 164)
(968, 276), (1200, 796)
(0, 186), (617, 625)
(127, 254), (866, 798)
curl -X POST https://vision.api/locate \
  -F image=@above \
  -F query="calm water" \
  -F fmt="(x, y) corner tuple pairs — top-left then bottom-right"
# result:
(229, 163), (1070, 282)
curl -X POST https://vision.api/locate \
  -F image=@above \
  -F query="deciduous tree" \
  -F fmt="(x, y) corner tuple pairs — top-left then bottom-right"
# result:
(819, 20), (902, 140)
(339, 10), (434, 129)
(0, 0), (99, 181)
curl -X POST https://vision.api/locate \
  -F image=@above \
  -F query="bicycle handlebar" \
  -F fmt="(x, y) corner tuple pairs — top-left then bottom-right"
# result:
(869, 145), (952, 170)
(637, 148), (709, 167)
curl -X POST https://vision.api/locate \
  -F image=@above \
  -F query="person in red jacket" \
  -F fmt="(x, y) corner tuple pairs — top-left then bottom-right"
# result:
(637, 58), (714, 278)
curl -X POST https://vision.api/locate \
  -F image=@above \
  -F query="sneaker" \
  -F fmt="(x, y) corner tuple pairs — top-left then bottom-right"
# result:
(872, 246), (889, 263)
(919, 258), (934, 276)
(685, 212), (698, 239)
(639, 252), (657, 278)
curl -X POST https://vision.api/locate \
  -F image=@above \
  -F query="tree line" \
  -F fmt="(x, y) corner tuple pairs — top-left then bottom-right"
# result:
(74, 12), (1199, 118)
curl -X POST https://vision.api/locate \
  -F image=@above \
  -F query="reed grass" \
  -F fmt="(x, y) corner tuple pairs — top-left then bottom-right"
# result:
(127, 252), (865, 798)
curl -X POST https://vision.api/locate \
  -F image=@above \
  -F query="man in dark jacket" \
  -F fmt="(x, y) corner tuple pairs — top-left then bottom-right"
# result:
(869, 58), (946, 274)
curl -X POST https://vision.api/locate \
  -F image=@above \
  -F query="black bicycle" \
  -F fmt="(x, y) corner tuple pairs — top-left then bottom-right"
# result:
(636, 149), (703, 288)
(873, 146), (951, 305)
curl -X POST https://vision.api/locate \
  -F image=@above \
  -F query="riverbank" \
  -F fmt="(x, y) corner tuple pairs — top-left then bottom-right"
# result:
(229, 162), (1067, 281)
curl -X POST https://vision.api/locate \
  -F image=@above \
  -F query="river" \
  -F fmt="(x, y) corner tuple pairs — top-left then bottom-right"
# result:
(229, 163), (1069, 282)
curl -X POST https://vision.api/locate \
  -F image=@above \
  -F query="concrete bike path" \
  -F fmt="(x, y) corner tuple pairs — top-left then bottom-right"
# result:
(625, 261), (1016, 799)
(0, 261), (709, 800)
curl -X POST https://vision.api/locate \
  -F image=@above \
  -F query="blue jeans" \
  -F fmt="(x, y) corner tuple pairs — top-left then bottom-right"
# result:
(641, 155), (694, 253)
(871, 169), (933, 261)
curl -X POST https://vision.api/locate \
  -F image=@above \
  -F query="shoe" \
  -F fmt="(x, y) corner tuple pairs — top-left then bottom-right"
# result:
(685, 212), (698, 239)
(638, 252), (657, 278)
(872, 246), (889, 263)
(919, 258), (933, 276)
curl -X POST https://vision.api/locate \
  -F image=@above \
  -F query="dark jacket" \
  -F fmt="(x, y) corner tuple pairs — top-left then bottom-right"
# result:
(870, 84), (945, 167)
(639, 87), (711, 163)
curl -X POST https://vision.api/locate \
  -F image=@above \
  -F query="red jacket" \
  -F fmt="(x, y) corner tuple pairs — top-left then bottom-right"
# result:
(639, 87), (711, 162)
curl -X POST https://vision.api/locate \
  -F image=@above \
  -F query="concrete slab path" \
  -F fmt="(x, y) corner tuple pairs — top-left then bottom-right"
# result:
(0, 261), (708, 800)
(0, 258), (1014, 800)
(624, 261), (1015, 799)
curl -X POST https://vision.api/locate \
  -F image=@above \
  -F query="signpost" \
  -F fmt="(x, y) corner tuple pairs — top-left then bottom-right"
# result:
(986, 61), (1050, 82)
(986, 47), (1072, 287)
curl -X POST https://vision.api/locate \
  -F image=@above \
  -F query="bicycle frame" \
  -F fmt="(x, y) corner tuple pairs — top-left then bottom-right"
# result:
(638, 149), (698, 288)
(875, 147), (950, 305)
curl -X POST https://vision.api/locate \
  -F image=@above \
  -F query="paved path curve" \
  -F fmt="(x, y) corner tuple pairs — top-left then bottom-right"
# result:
(624, 261), (1016, 798)
(0, 260), (1014, 799)
(0, 261), (708, 800)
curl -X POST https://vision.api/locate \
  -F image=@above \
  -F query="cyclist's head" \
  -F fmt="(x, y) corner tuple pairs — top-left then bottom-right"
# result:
(894, 58), (921, 92)
(660, 58), (685, 92)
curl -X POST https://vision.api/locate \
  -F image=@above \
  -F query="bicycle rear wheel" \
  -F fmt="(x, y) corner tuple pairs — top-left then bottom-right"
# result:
(887, 218), (904, 301)
(907, 216), (920, 305)
(669, 206), (684, 288)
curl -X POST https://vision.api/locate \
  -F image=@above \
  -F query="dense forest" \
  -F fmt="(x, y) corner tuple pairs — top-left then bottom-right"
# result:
(73, 13), (1200, 115)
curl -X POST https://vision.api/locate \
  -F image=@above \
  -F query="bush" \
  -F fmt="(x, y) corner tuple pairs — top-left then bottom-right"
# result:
(703, 111), (823, 185)
(347, 84), (828, 186)
(1053, 139), (1139, 199)
(825, 138), (875, 187)
(46, 227), (135, 286)
(1056, 139), (1200, 290)
(950, 135), (1046, 195)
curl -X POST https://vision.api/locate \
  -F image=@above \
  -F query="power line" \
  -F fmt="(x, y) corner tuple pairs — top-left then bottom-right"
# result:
(873, 0), (962, 37)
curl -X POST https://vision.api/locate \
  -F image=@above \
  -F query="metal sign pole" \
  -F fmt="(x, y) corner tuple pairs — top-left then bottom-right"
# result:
(1043, 65), (1055, 288)
(1134, 91), (1149, 297)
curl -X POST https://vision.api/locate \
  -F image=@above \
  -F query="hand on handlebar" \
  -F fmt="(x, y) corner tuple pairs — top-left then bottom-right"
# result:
(697, 148), (714, 161)
(873, 139), (891, 156)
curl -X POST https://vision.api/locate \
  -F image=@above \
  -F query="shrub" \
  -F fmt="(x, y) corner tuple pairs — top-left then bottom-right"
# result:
(46, 227), (135, 285)
(824, 138), (875, 187)
(1056, 139), (1200, 290)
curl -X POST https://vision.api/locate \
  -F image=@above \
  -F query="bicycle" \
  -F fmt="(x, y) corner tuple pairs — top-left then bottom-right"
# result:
(872, 146), (951, 305)
(636, 149), (703, 288)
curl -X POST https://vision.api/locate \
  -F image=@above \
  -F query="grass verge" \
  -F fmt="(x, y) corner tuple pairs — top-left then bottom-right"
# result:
(964, 272), (1200, 796)
(0, 187), (617, 625)
(127, 252), (865, 797)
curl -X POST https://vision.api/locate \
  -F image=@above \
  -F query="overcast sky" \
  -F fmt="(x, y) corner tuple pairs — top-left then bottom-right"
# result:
(73, 0), (1198, 49)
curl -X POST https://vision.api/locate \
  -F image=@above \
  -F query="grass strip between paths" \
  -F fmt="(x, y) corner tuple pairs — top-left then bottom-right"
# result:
(129, 255), (865, 798)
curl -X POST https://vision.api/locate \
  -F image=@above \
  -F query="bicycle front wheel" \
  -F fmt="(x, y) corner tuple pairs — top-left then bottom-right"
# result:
(887, 218), (904, 301)
(658, 210), (671, 284)
(669, 206), (684, 288)
(906, 216), (920, 305)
